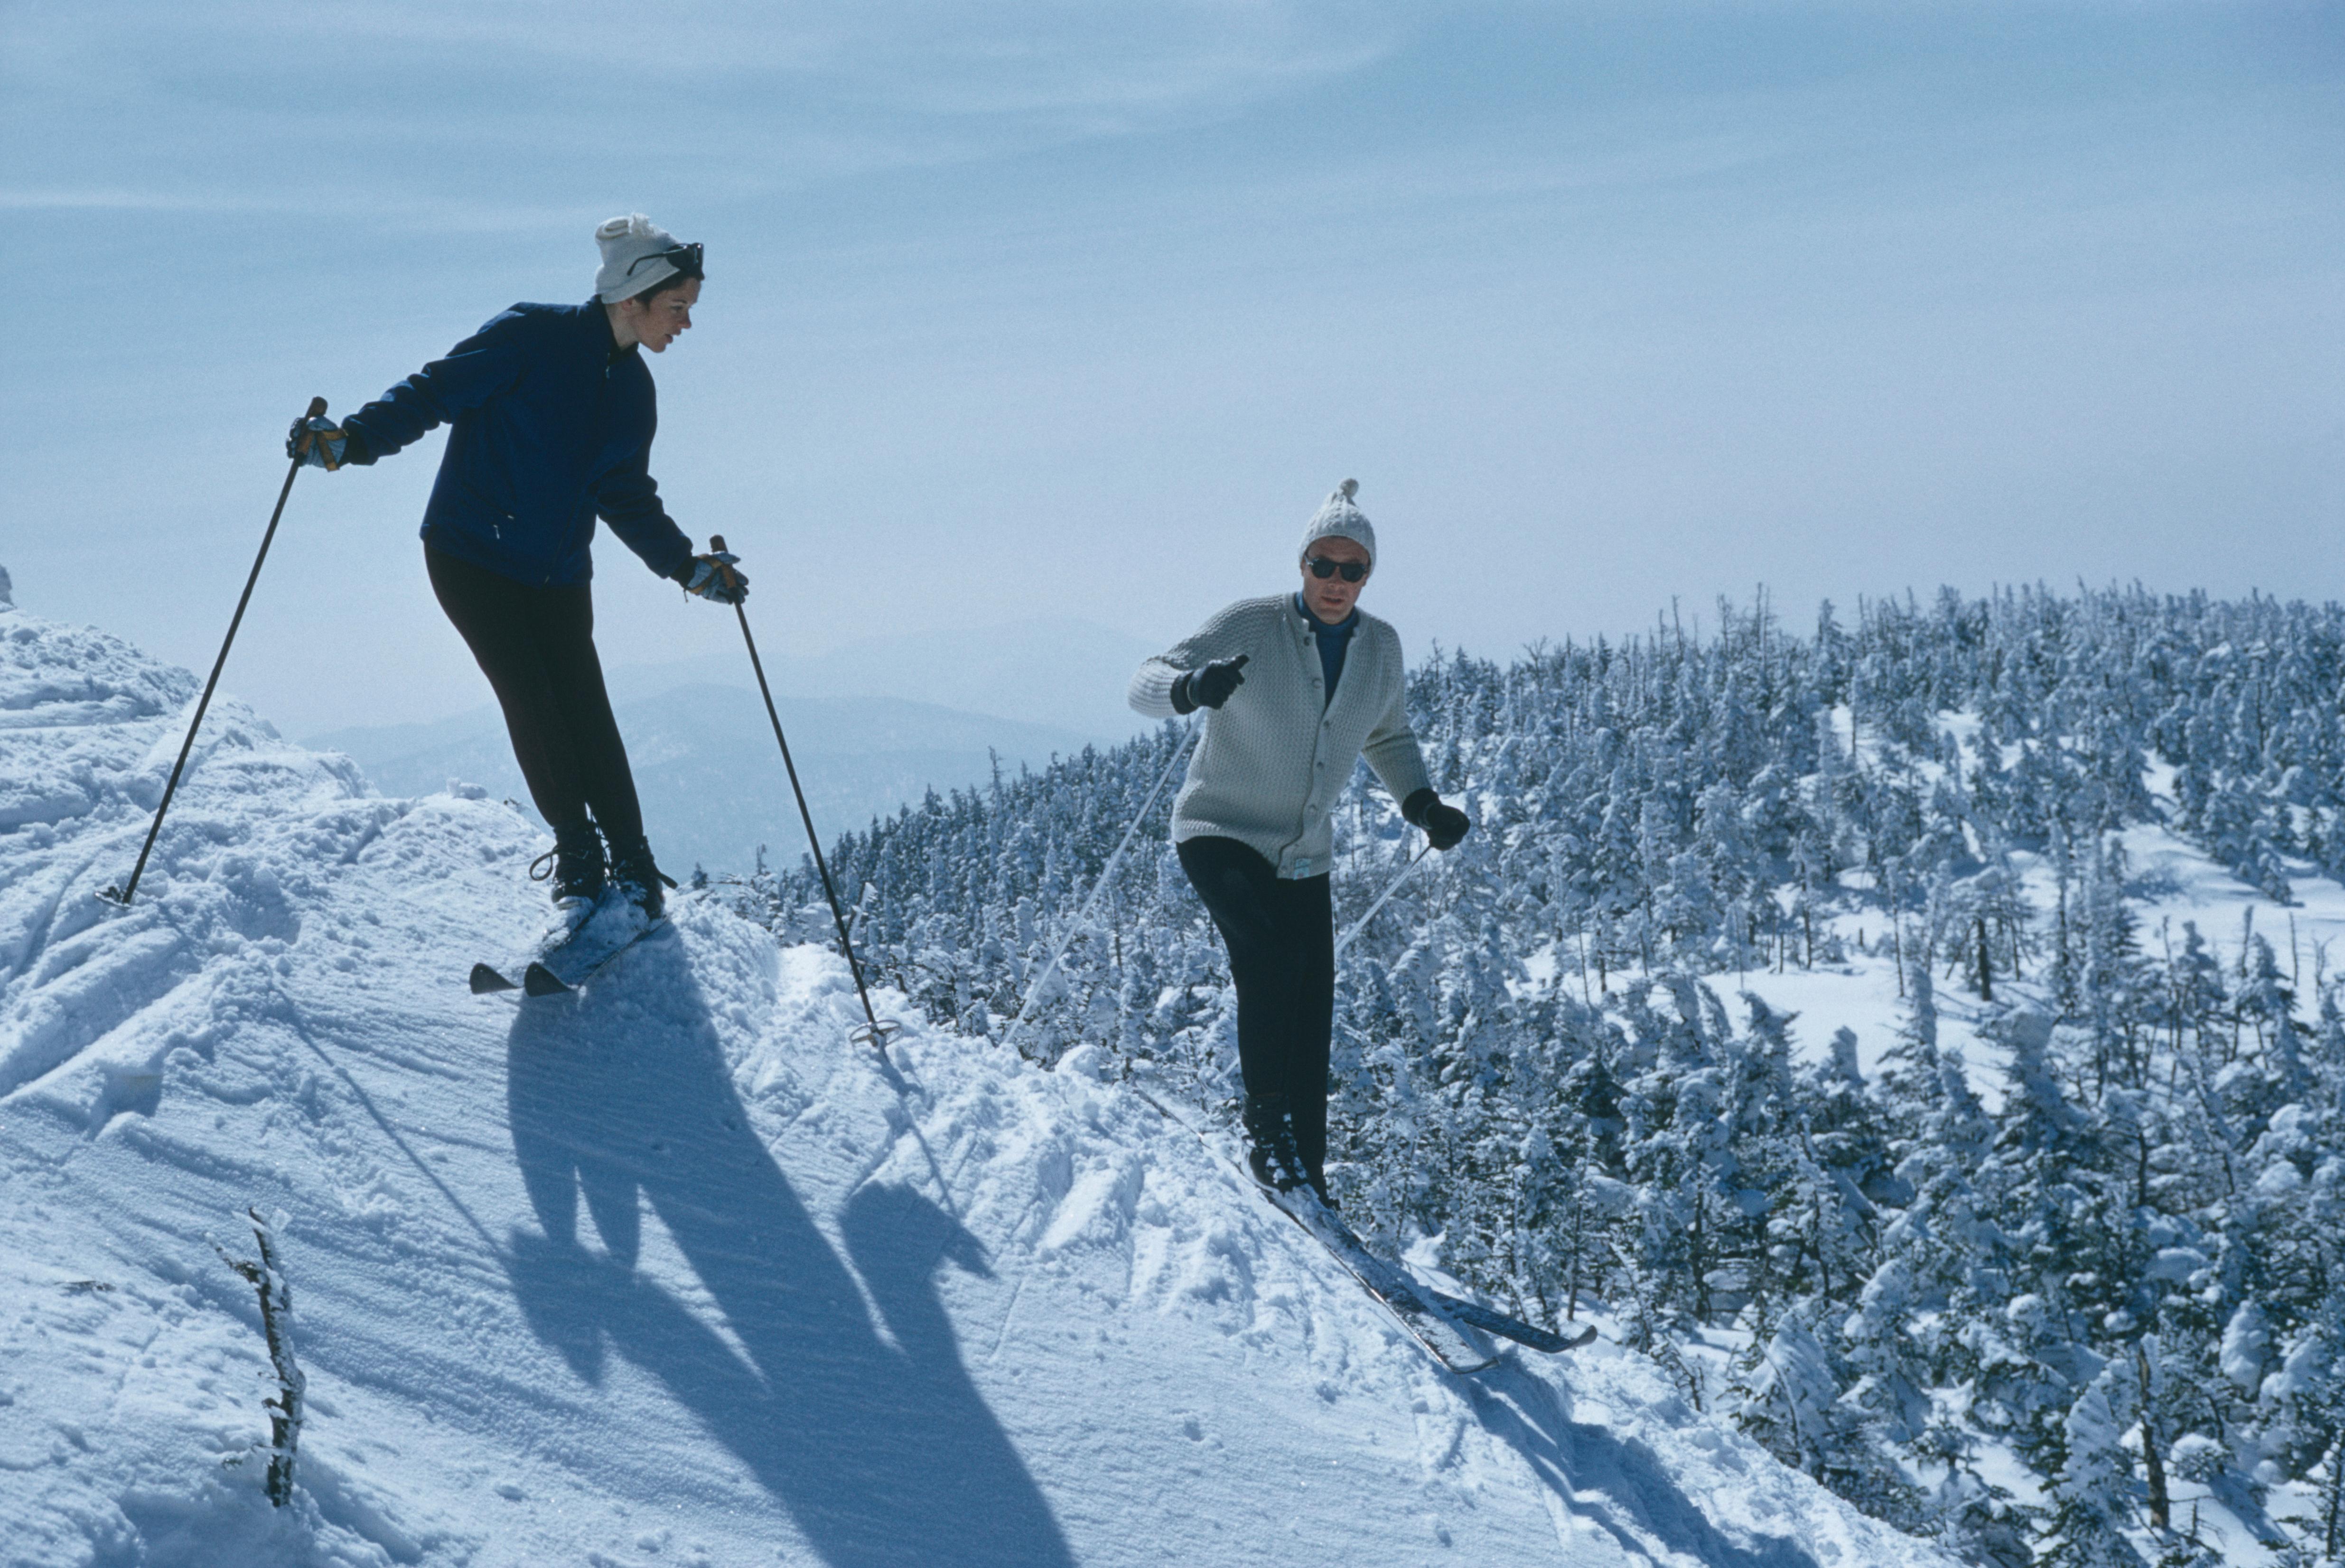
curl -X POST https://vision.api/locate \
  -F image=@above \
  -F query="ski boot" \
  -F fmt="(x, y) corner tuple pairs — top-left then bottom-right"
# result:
(530, 821), (607, 927)
(607, 833), (677, 922)
(1242, 1093), (1308, 1195)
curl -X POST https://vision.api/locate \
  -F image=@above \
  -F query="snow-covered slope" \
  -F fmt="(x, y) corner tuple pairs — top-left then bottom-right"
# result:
(0, 584), (1956, 1568)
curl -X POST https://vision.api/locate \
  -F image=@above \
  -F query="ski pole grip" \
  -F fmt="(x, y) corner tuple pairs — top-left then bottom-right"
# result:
(710, 534), (727, 553)
(305, 396), (327, 420)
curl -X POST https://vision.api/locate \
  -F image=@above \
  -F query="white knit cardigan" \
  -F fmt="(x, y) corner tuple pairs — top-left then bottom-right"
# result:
(1128, 594), (1433, 879)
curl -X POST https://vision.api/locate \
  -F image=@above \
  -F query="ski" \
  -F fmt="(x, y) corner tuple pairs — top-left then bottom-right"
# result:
(470, 962), (520, 995)
(1431, 1294), (1598, 1355)
(1134, 1086), (1504, 1374)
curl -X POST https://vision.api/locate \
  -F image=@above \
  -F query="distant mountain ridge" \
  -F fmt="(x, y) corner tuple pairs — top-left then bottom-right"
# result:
(307, 615), (1162, 875)
(310, 684), (1099, 877)
(602, 615), (1162, 742)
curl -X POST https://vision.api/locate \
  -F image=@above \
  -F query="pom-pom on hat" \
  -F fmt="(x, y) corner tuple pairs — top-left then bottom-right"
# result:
(1299, 478), (1375, 567)
(595, 213), (693, 303)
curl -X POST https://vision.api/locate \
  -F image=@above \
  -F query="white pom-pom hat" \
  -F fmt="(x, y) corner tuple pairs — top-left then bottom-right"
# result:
(1299, 478), (1375, 567)
(594, 213), (693, 303)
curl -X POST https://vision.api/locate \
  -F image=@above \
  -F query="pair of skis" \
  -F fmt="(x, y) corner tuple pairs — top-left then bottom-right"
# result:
(1137, 1088), (1595, 1373)
(1266, 1180), (1595, 1372)
(471, 899), (663, 998)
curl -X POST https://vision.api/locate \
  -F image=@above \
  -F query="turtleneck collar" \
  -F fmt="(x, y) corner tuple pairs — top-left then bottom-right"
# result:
(1295, 593), (1359, 706)
(1293, 592), (1359, 635)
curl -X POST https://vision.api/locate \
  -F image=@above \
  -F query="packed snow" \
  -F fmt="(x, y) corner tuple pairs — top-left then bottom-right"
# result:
(0, 583), (1955, 1565)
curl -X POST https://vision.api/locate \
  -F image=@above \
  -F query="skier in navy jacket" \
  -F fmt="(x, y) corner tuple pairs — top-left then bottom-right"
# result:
(288, 214), (743, 926)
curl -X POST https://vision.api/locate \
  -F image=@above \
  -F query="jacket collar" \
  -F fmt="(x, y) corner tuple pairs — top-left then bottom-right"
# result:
(585, 298), (636, 365)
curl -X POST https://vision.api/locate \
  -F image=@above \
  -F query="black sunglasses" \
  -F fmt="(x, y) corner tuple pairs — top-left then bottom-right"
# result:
(628, 241), (704, 280)
(1305, 556), (1369, 583)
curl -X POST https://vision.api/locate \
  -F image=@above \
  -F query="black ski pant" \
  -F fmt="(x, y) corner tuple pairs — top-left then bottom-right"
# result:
(427, 545), (644, 845)
(1177, 836), (1335, 1178)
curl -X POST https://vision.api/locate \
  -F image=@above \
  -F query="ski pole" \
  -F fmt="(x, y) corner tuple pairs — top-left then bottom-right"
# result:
(101, 397), (327, 908)
(1004, 719), (1198, 1064)
(1333, 839), (1434, 960)
(710, 535), (899, 1054)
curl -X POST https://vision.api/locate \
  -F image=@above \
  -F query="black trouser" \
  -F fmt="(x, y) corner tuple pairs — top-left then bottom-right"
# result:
(427, 546), (644, 845)
(1177, 836), (1335, 1178)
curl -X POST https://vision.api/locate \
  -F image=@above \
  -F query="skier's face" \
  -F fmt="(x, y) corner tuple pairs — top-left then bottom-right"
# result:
(621, 278), (700, 354)
(1299, 535), (1370, 624)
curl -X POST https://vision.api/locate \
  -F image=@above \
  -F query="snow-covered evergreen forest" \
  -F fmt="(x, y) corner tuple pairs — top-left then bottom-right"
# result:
(733, 584), (2345, 1567)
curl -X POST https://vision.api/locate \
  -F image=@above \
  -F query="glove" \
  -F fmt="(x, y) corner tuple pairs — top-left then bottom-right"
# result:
(1176, 654), (1249, 712)
(286, 414), (350, 471)
(1402, 788), (1472, 851)
(680, 551), (747, 604)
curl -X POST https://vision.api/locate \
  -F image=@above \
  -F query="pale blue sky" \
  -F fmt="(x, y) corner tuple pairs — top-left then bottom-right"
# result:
(4, 1), (2339, 734)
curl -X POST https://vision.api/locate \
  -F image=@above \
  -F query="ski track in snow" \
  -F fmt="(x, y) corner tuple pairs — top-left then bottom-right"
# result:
(0, 590), (1956, 1567)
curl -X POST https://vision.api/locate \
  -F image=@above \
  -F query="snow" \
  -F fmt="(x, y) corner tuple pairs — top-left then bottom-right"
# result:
(0, 586), (1957, 1564)
(1716, 717), (2345, 1121)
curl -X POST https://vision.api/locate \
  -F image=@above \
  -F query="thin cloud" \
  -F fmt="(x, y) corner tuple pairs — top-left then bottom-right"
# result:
(6, 2), (1406, 174)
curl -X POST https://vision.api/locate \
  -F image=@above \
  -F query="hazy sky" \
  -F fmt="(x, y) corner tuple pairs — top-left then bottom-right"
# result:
(5, 1), (2340, 735)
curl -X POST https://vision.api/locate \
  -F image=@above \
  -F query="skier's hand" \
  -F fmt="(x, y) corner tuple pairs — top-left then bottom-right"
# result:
(1403, 788), (1471, 851)
(287, 414), (351, 471)
(1179, 654), (1249, 712)
(682, 551), (747, 604)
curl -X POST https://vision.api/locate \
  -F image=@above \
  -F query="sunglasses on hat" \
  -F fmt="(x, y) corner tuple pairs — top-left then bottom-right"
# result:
(1305, 556), (1369, 583)
(627, 241), (704, 280)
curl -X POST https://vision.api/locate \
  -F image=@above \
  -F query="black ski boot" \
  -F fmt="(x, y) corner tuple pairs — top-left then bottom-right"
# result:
(1242, 1093), (1308, 1195)
(531, 822), (607, 916)
(607, 833), (676, 921)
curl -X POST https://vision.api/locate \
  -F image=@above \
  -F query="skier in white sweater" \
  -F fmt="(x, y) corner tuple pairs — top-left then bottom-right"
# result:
(1130, 481), (1472, 1202)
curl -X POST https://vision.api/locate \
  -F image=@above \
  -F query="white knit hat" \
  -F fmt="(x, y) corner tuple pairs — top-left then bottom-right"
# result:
(594, 213), (691, 303)
(1299, 478), (1375, 567)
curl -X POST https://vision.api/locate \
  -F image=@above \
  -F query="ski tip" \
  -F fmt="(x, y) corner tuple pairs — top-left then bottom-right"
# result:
(1514, 1322), (1598, 1356)
(1512, 1326), (1597, 1358)
(522, 962), (572, 998)
(469, 963), (519, 995)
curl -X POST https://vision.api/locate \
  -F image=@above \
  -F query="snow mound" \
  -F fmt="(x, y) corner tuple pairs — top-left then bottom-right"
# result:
(0, 583), (1956, 1567)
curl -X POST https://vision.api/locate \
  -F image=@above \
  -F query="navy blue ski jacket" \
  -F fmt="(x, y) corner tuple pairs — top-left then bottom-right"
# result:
(341, 300), (694, 587)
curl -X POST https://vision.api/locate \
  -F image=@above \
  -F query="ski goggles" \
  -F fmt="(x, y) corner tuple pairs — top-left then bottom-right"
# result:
(1304, 556), (1369, 583)
(627, 241), (704, 281)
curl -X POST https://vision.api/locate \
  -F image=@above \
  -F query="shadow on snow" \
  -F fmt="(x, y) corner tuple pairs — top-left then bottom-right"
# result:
(500, 930), (1072, 1568)
(1468, 1362), (1828, 1568)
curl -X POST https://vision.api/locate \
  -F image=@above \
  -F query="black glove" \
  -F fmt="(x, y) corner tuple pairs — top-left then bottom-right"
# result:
(1176, 654), (1249, 712)
(679, 551), (747, 604)
(1402, 787), (1471, 851)
(286, 414), (351, 470)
